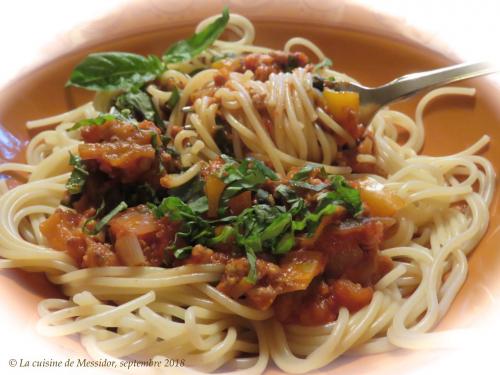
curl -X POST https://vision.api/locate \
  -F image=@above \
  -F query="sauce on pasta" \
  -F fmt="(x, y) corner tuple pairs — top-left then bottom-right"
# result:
(0, 9), (495, 374)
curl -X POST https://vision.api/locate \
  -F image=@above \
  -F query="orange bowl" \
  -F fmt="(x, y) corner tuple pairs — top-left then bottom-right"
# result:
(0, 1), (499, 374)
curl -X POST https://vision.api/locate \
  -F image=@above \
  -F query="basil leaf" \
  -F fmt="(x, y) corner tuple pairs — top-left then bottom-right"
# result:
(188, 196), (209, 214)
(166, 87), (181, 110)
(67, 114), (116, 132)
(253, 159), (278, 180)
(174, 246), (193, 259)
(163, 7), (229, 64)
(292, 203), (337, 234)
(261, 213), (291, 242)
(329, 175), (363, 215)
(157, 196), (195, 222)
(66, 152), (89, 195)
(67, 52), (164, 91)
(219, 156), (278, 203)
(83, 201), (128, 235)
(167, 176), (205, 205)
(289, 180), (330, 192)
(291, 164), (316, 181)
(244, 248), (258, 284)
(275, 231), (295, 254)
(82, 201), (105, 235)
(115, 90), (163, 127)
(208, 225), (236, 245)
(109, 106), (139, 124)
(315, 58), (332, 71)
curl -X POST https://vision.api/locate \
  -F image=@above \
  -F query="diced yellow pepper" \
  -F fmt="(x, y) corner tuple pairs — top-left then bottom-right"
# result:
(323, 89), (360, 123)
(205, 175), (226, 218)
(360, 187), (405, 217)
(211, 60), (224, 69)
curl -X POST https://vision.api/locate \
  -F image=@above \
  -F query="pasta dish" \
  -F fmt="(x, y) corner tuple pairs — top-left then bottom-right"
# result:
(0, 9), (495, 374)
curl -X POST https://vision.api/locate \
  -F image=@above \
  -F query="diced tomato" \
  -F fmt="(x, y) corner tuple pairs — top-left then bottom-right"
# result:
(228, 191), (252, 215)
(332, 279), (373, 312)
(79, 142), (155, 182)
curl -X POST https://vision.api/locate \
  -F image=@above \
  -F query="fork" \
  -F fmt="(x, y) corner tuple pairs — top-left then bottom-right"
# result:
(326, 61), (497, 125)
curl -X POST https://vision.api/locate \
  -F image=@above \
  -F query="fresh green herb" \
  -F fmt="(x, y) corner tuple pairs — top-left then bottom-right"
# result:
(275, 231), (295, 254)
(235, 205), (291, 255)
(159, 133), (179, 157)
(166, 87), (180, 110)
(208, 225), (236, 246)
(83, 201), (128, 235)
(327, 175), (363, 215)
(314, 58), (332, 71)
(292, 202), (337, 235)
(67, 52), (163, 91)
(66, 152), (89, 195)
(261, 213), (292, 242)
(82, 201), (105, 235)
(115, 90), (163, 128)
(275, 184), (296, 201)
(211, 51), (236, 63)
(245, 248), (258, 284)
(108, 106), (139, 124)
(163, 8), (230, 64)
(149, 157), (363, 283)
(312, 75), (335, 91)
(219, 155), (278, 202)
(124, 182), (161, 206)
(150, 132), (166, 175)
(165, 175), (205, 210)
(174, 246), (193, 259)
(255, 188), (271, 204)
(289, 180), (330, 192)
(67, 114), (116, 132)
(188, 196), (209, 214)
(291, 164), (317, 181)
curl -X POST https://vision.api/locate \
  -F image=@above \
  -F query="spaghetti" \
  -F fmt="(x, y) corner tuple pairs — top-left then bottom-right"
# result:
(0, 10), (495, 375)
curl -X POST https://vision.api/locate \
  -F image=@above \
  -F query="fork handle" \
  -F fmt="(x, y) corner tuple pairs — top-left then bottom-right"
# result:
(378, 61), (497, 104)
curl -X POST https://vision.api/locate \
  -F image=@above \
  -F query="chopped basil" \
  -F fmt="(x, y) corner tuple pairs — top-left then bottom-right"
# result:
(312, 75), (335, 91)
(66, 152), (89, 195)
(314, 58), (332, 71)
(188, 196), (209, 214)
(219, 155), (278, 204)
(83, 201), (128, 235)
(147, 156), (363, 283)
(174, 246), (193, 259)
(327, 175), (363, 215)
(275, 231), (295, 254)
(166, 87), (181, 110)
(67, 52), (163, 91)
(289, 180), (330, 191)
(291, 164), (316, 181)
(115, 90), (163, 128)
(66, 114), (116, 132)
(208, 225), (236, 245)
(163, 8), (229, 64)
(260, 213), (292, 242)
(245, 248), (258, 284)
(292, 202), (337, 234)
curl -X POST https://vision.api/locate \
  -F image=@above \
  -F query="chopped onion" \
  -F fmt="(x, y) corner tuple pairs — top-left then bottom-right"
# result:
(115, 232), (146, 266)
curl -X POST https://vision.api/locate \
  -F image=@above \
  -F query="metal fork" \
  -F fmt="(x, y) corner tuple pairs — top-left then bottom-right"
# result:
(326, 61), (497, 125)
